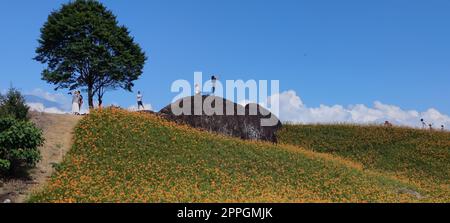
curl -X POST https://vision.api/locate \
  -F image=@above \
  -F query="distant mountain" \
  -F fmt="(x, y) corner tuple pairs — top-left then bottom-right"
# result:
(24, 95), (66, 110)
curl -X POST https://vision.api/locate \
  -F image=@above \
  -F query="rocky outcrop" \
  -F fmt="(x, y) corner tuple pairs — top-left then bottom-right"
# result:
(158, 95), (282, 143)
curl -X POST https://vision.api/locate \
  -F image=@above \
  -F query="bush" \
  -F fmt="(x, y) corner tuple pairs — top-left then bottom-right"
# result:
(0, 117), (16, 132)
(0, 117), (43, 175)
(0, 87), (30, 121)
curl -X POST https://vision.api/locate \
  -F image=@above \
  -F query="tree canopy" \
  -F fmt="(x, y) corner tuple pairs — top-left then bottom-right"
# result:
(35, 0), (147, 108)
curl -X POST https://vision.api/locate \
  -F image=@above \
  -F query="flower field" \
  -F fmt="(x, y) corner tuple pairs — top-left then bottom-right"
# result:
(29, 108), (448, 202)
(278, 124), (450, 202)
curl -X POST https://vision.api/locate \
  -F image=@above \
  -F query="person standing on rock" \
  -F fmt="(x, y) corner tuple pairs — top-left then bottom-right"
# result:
(71, 90), (80, 115)
(195, 84), (201, 95)
(137, 91), (145, 110)
(211, 75), (217, 95)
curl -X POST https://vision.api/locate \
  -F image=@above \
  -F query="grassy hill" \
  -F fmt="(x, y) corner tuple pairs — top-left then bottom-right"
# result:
(278, 124), (450, 200)
(29, 109), (449, 202)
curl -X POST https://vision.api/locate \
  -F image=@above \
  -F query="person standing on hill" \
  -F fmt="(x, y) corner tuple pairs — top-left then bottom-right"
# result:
(71, 91), (80, 115)
(384, 121), (392, 127)
(137, 91), (145, 110)
(78, 90), (83, 112)
(421, 119), (427, 129)
(442, 125), (445, 131)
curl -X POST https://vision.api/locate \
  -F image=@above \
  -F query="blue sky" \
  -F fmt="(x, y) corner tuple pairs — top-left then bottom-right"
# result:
(0, 0), (449, 125)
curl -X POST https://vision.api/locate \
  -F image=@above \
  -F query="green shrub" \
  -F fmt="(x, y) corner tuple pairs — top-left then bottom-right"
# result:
(0, 117), (17, 132)
(0, 87), (30, 121)
(0, 117), (43, 175)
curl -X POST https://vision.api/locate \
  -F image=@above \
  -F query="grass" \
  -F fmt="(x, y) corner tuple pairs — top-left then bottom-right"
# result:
(278, 124), (450, 201)
(29, 109), (449, 202)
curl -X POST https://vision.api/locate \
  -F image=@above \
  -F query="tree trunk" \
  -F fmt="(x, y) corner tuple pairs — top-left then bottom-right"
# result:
(97, 88), (103, 109)
(98, 97), (103, 108)
(88, 86), (94, 109)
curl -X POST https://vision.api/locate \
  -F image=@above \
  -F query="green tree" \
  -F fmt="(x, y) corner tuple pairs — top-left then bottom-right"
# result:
(34, 0), (147, 108)
(0, 87), (30, 121)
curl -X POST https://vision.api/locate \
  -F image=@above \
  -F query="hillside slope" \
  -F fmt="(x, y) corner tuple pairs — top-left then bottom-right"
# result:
(29, 109), (448, 202)
(0, 112), (81, 203)
(278, 124), (450, 200)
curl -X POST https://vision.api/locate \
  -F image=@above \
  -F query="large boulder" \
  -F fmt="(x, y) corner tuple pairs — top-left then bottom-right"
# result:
(158, 95), (282, 143)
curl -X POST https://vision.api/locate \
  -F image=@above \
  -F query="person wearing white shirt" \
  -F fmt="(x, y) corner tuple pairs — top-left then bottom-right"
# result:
(71, 91), (80, 115)
(137, 91), (145, 110)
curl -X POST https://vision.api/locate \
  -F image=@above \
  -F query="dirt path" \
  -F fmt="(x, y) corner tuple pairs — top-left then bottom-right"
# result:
(0, 112), (82, 203)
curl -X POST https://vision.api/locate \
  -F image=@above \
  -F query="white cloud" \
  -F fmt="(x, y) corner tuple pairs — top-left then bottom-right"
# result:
(27, 102), (67, 114)
(26, 88), (71, 110)
(14, 88), (450, 130)
(266, 90), (450, 130)
(28, 88), (63, 102)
